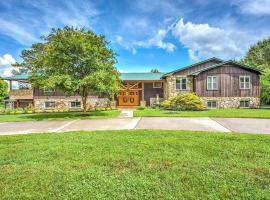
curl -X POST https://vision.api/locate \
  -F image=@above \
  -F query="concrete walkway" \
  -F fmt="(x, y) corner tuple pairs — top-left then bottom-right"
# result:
(1, 116), (270, 135)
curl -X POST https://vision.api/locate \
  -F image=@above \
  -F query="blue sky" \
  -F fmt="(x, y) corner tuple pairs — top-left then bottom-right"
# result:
(0, 0), (269, 76)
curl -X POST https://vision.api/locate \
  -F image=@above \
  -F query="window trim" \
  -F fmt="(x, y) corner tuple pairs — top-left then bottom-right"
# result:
(239, 75), (251, 90)
(207, 76), (218, 90)
(44, 87), (56, 93)
(176, 76), (187, 91)
(44, 101), (56, 109)
(153, 82), (162, 88)
(207, 100), (217, 109)
(70, 101), (82, 109)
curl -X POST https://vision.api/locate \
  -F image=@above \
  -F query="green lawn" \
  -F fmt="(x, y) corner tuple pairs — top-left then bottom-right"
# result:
(134, 108), (270, 118)
(0, 110), (120, 122)
(1, 130), (270, 199)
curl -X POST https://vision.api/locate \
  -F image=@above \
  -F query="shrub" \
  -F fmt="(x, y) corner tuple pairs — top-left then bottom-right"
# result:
(25, 104), (35, 112)
(161, 93), (205, 111)
(137, 106), (146, 110)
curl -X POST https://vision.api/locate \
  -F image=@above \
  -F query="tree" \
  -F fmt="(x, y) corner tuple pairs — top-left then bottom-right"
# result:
(14, 27), (120, 112)
(0, 79), (8, 99)
(242, 37), (270, 104)
(150, 69), (160, 73)
(242, 37), (270, 69)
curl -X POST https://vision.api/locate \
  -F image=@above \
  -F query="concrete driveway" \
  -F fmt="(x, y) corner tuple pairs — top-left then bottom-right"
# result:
(1, 117), (270, 135)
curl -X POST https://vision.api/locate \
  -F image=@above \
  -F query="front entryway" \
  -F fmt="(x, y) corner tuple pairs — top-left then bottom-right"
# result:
(118, 90), (139, 106)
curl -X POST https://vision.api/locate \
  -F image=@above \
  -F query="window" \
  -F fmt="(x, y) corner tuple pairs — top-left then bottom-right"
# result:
(240, 100), (250, 108)
(153, 82), (162, 88)
(44, 87), (56, 93)
(70, 101), (81, 108)
(239, 76), (250, 89)
(44, 101), (55, 109)
(207, 76), (218, 90)
(207, 101), (217, 109)
(176, 77), (187, 90)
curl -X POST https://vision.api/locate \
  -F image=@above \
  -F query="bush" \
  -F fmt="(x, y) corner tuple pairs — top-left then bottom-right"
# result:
(25, 104), (35, 112)
(161, 93), (205, 111)
(137, 106), (146, 110)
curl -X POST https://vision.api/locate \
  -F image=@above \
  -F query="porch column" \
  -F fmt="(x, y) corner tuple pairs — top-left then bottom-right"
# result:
(142, 81), (145, 101)
(9, 80), (12, 91)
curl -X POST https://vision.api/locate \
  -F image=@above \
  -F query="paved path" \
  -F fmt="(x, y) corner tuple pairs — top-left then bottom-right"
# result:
(1, 116), (270, 135)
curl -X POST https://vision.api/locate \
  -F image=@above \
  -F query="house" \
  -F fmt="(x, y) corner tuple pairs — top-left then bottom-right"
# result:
(2, 58), (261, 110)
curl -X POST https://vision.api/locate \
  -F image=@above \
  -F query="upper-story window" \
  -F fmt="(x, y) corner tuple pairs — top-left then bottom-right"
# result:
(176, 77), (187, 90)
(44, 87), (56, 93)
(239, 76), (250, 89)
(153, 82), (162, 88)
(207, 76), (218, 90)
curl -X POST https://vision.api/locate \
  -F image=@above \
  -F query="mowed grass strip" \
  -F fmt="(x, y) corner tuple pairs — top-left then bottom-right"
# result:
(1, 130), (270, 199)
(0, 110), (120, 122)
(134, 108), (270, 118)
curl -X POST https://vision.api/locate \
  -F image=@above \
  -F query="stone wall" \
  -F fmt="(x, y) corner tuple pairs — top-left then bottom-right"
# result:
(164, 75), (193, 99)
(200, 97), (260, 108)
(34, 97), (110, 110)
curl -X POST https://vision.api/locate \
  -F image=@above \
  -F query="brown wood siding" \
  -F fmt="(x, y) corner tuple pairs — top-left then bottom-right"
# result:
(195, 65), (260, 97)
(33, 88), (99, 98)
(144, 82), (164, 106)
(174, 61), (220, 76)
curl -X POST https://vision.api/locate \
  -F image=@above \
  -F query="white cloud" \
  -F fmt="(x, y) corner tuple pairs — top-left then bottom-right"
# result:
(233, 0), (270, 16)
(0, 54), (16, 77)
(172, 18), (244, 61)
(0, 54), (16, 66)
(135, 29), (176, 52)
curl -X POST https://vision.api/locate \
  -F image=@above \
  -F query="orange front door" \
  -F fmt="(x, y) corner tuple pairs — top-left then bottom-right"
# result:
(119, 90), (139, 106)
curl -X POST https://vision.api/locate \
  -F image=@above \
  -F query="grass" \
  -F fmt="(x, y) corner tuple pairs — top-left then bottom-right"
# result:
(134, 108), (270, 118)
(1, 130), (270, 199)
(0, 110), (120, 122)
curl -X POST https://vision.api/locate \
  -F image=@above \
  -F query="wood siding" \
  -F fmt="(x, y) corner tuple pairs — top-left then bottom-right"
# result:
(144, 82), (164, 105)
(33, 88), (99, 98)
(195, 65), (260, 97)
(174, 60), (220, 76)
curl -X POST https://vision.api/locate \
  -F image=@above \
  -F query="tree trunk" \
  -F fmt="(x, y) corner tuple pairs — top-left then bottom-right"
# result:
(81, 87), (88, 112)
(82, 95), (87, 112)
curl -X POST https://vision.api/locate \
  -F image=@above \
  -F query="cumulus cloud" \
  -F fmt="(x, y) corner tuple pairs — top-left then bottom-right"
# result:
(0, 54), (16, 77)
(172, 18), (244, 61)
(233, 0), (270, 16)
(135, 29), (176, 52)
(0, 54), (15, 66)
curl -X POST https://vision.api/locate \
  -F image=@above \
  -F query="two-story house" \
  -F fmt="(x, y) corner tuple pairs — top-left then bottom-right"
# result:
(3, 58), (261, 110)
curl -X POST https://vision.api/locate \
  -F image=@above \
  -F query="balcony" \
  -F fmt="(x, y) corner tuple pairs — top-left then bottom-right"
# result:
(10, 89), (34, 100)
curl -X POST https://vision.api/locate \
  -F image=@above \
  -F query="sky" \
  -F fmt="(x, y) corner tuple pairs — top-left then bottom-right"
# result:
(0, 0), (269, 76)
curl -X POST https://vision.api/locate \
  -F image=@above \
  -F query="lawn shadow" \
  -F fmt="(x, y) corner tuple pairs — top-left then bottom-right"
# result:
(18, 111), (110, 121)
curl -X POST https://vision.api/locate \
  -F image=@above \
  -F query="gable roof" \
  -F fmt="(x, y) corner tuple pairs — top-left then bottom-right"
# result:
(2, 72), (164, 81)
(188, 60), (262, 75)
(162, 57), (223, 78)
(120, 72), (164, 81)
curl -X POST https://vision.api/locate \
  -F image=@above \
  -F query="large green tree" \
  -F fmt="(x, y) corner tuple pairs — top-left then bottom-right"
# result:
(0, 79), (8, 99)
(14, 27), (120, 111)
(242, 37), (270, 104)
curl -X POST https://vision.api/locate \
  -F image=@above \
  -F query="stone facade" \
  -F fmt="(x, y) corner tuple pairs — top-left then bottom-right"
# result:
(164, 75), (193, 99)
(200, 97), (260, 108)
(34, 96), (110, 110)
